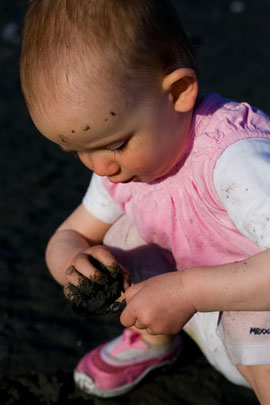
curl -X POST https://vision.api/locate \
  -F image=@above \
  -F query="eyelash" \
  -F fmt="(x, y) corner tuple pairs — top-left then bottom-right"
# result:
(108, 139), (129, 155)
(70, 139), (130, 158)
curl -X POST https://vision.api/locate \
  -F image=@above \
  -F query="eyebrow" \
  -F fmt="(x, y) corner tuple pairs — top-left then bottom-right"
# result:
(58, 133), (132, 153)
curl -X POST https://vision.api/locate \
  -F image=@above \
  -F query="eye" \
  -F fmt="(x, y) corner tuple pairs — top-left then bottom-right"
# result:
(107, 139), (129, 154)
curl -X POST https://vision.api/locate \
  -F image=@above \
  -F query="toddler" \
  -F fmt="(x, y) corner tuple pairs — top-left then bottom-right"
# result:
(20, 0), (270, 402)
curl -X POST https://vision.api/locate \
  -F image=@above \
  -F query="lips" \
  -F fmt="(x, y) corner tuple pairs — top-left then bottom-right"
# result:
(108, 175), (138, 184)
(121, 176), (136, 183)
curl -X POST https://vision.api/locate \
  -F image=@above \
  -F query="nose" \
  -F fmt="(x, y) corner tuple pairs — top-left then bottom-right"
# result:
(79, 152), (121, 177)
(94, 160), (121, 177)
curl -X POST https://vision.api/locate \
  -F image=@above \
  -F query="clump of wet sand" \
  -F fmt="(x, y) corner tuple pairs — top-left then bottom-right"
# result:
(65, 256), (127, 316)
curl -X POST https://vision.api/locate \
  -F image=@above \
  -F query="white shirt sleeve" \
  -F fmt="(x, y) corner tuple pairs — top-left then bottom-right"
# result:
(214, 138), (270, 250)
(82, 173), (124, 224)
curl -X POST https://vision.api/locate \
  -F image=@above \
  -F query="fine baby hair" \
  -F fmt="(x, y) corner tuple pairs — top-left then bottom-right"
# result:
(20, 0), (197, 113)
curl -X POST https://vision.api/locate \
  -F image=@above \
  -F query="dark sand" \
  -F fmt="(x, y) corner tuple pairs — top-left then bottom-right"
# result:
(1, 0), (269, 403)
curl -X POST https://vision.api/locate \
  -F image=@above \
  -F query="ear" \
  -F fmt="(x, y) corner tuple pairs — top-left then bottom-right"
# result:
(162, 68), (198, 113)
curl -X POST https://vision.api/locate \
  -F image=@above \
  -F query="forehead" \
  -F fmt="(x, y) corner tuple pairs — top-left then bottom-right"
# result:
(32, 82), (136, 149)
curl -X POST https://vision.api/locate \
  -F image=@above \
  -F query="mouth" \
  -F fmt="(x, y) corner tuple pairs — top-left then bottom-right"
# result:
(121, 176), (136, 184)
(108, 175), (139, 184)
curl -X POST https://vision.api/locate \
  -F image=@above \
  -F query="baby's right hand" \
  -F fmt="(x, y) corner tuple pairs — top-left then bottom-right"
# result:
(64, 245), (130, 314)
(66, 245), (123, 286)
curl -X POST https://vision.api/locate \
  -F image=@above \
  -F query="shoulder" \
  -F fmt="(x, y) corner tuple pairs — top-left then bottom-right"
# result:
(201, 93), (270, 134)
(83, 173), (124, 224)
(214, 138), (270, 249)
(214, 138), (270, 188)
(192, 93), (270, 165)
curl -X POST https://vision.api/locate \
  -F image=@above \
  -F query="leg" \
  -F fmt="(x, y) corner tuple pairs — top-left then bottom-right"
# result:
(104, 213), (176, 347)
(103, 213), (176, 284)
(74, 215), (182, 398)
(237, 364), (270, 404)
(184, 311), (250, 387)
(132, 326), (175, 347)
(217, 310), (270, 366)
(217, 310), (270, 401)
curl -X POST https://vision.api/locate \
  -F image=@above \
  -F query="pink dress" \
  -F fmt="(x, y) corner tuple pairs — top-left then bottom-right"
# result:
(103, 93), (270, 269)
(83, 93), (270, 381)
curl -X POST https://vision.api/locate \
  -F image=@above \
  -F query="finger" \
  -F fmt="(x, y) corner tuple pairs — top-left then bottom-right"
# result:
(134, 319), (147, 330)
(124, 282), (144, 303)
(84, 246), (118, 269)
(65, 266), (85, 286)
(120, 304), (137, 328)
(121, 268), (131, 290)
(63, 283), (71, 298)
(115, 291), (126, 303)
(63, 282), (79, 300)
(87, 247), (131, 289)
(72, 253), (103, 281)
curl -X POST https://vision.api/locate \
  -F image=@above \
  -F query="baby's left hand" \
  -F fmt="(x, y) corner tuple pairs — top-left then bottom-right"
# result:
(120, 271), (196, 335)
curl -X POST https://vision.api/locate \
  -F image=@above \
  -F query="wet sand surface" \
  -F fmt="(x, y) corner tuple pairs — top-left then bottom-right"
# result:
(1, 1), (269, 403)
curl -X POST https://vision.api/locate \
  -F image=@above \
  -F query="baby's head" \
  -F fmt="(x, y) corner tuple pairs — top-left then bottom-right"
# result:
(20, 0), (199, 183)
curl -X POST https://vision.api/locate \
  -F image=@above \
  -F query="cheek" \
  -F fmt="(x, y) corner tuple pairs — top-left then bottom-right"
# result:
(78, 154), (93, 170)
(128, 148), (159, 172)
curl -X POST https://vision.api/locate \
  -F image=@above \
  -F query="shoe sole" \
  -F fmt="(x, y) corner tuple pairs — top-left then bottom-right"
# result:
(74, 351), (180, 398)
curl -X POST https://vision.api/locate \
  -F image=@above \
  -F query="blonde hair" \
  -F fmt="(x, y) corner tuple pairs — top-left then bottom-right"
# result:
(20, 0), (197, 112)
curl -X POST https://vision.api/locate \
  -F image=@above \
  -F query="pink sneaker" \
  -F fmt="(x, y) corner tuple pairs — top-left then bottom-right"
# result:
(74, 328), (182, 398)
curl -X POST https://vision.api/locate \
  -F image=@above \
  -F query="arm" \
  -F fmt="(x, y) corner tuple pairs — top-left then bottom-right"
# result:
(46, 173), (125, 287)
(183, 249), (270, 312)
(45, 203), (112, 286)
(121, 249), (270, 335)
